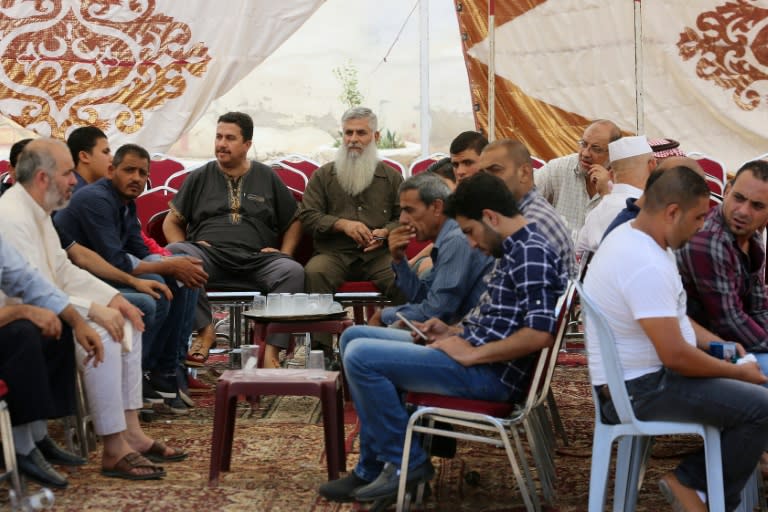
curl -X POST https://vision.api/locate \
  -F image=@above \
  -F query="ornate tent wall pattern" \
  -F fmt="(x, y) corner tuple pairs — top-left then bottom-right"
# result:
(457, 0), (768, 170)
(0, 0), (323, 152)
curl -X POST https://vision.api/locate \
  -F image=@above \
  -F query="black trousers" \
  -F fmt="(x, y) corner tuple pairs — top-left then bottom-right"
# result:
(0, 320), (76, 425)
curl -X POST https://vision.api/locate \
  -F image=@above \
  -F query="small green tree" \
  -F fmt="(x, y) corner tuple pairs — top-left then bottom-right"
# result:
(333, 62), (364, 109)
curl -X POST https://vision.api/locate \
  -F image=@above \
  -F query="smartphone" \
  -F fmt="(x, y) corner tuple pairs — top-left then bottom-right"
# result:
(396, 312), (429, 342)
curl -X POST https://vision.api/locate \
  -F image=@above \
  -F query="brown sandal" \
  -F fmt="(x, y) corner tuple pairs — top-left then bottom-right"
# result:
(186, 326), (217, 367)
(101, 452), (165, 480)
(141, 441), (188, 463)
(185, 338), (210, 367)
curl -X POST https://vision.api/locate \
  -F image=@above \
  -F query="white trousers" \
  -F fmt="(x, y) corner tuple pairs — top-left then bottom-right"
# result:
(74, 321), (142, 436)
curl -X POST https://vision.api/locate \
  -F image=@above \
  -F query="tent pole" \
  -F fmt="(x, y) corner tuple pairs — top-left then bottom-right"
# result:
(488, 0), (495, 141)
(419, 0), (431, 162)
(634, 0), (644, 134)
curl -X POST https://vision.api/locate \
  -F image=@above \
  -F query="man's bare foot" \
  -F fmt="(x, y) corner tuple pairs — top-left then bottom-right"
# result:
(186, 324), (216, 367)
(263, 345), (281, 368)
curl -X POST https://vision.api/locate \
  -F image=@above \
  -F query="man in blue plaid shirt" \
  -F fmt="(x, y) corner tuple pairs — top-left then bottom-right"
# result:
(318, 172), (568, 505)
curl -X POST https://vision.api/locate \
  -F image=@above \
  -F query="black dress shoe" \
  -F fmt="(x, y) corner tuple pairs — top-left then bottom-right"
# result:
(36, 436), (86, 466)
(352, 460), (434, 502)
(318, 472), (371, 502)
(17, 448), (68, 488)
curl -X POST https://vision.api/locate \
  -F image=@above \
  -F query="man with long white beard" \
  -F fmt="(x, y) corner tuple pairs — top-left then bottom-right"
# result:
(299, 107), (404, 299)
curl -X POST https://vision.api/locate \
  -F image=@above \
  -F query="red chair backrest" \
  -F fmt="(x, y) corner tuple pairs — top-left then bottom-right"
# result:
(687, 152), (726, 187)
(149, 157), (184, 187)
(276, 154), (320, 180)
(704, 173), (724, 196)
(272, 163), (308, 197)
(0, 160), (9, 174)
(531, 156), (545, 169)
(381, 157), (405, 175)
(136, 187), (175, 234)
(147, 209), (169, 246)
(408, 153), (449, 176)
(165, 163), (207, 190)
(405, 238), (431, 260)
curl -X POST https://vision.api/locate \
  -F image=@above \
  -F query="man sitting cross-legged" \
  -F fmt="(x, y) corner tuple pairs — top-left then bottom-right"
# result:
(318, 172), (567, 504)
(585, 165), (768, 511)
(165, 111), (304, 368)
(367, 171), (493, 327)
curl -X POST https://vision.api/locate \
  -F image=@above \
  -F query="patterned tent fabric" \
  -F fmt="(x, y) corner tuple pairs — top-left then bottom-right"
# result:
(456, 0), (768, 171)
(0, 0), (323, 152)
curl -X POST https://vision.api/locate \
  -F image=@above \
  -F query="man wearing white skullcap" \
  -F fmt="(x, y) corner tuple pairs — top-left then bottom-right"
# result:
(575, 136), (657, 259)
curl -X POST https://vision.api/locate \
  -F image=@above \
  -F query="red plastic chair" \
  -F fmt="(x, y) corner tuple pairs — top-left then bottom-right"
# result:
(382, 157), (405, 175)
(165, 167), (199, 191)
(146, 209), (169, 246)
(687, 152), (726, 190)
(271, 162), (308, 199)
(274, 154), (320, 181)
(408, 153), (449, 176)
(704, 173), (724, 197)
(531, 156), (546, 170)
(148, 155), (184, 187)
(335, 280), (390, 324)
(135, 186), (176, 234)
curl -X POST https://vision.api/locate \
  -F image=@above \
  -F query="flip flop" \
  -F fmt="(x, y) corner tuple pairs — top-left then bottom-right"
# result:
(141, 440), (188, 463)
(101, 452), (165, 480)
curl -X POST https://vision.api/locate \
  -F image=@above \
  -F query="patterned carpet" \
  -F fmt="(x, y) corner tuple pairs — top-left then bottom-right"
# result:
(7, 359), (701, 511)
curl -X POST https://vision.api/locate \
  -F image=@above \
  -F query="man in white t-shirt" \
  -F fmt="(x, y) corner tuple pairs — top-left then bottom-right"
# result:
(584, 165), (768, 512)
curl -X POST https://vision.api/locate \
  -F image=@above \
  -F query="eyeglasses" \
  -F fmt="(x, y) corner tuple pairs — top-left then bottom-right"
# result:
(577, 139), (608, 155)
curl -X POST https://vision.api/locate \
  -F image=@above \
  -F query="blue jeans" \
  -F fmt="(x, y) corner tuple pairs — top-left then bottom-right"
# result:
(119, 272), (198, 375)
(339, 325), (512, 482)
(599, 368), (768, 511)
(151, 278), (198, 373)
(117, 273), (169, 372)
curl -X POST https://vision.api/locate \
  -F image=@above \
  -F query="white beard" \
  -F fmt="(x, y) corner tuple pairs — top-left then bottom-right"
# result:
(334, 142), (379, 196)
(44, 181), (70, 212)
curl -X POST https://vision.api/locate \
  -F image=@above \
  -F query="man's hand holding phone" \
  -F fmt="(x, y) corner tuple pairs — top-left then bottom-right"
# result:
(396, 313), (429, 344)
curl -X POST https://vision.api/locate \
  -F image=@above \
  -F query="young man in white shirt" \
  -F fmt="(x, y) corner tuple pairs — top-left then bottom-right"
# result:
(585, 165), (768, 511)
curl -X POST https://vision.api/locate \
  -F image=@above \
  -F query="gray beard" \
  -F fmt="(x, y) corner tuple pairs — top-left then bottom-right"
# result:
(334, 142), (379, 196)
(44, 183), (70, 212)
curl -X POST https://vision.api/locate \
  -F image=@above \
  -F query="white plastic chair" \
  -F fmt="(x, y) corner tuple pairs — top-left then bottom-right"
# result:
(576, 282), (727, 512)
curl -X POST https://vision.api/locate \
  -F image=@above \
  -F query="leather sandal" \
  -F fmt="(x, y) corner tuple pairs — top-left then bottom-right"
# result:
(141, 440), (188, 463)
(185, 326), (216, 367)
(185, 338), (210, 367)
(101, 452), (166, 480)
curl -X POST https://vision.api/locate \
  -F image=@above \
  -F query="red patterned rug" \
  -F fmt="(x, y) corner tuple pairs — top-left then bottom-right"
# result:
(7, 364), (697, 511)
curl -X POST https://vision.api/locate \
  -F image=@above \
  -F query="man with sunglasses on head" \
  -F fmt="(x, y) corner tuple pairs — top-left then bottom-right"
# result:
(534, 119), (622, 239)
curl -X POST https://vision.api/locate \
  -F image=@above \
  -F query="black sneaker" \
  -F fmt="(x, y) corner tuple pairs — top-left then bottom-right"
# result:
(149, 373), (177, 399)
(178, 389), (195, 408)
(164, 396), (190, 415)
(352, 461), (434, 502)
(142, 374), (164, 404)
(318, 472), (371, 502)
